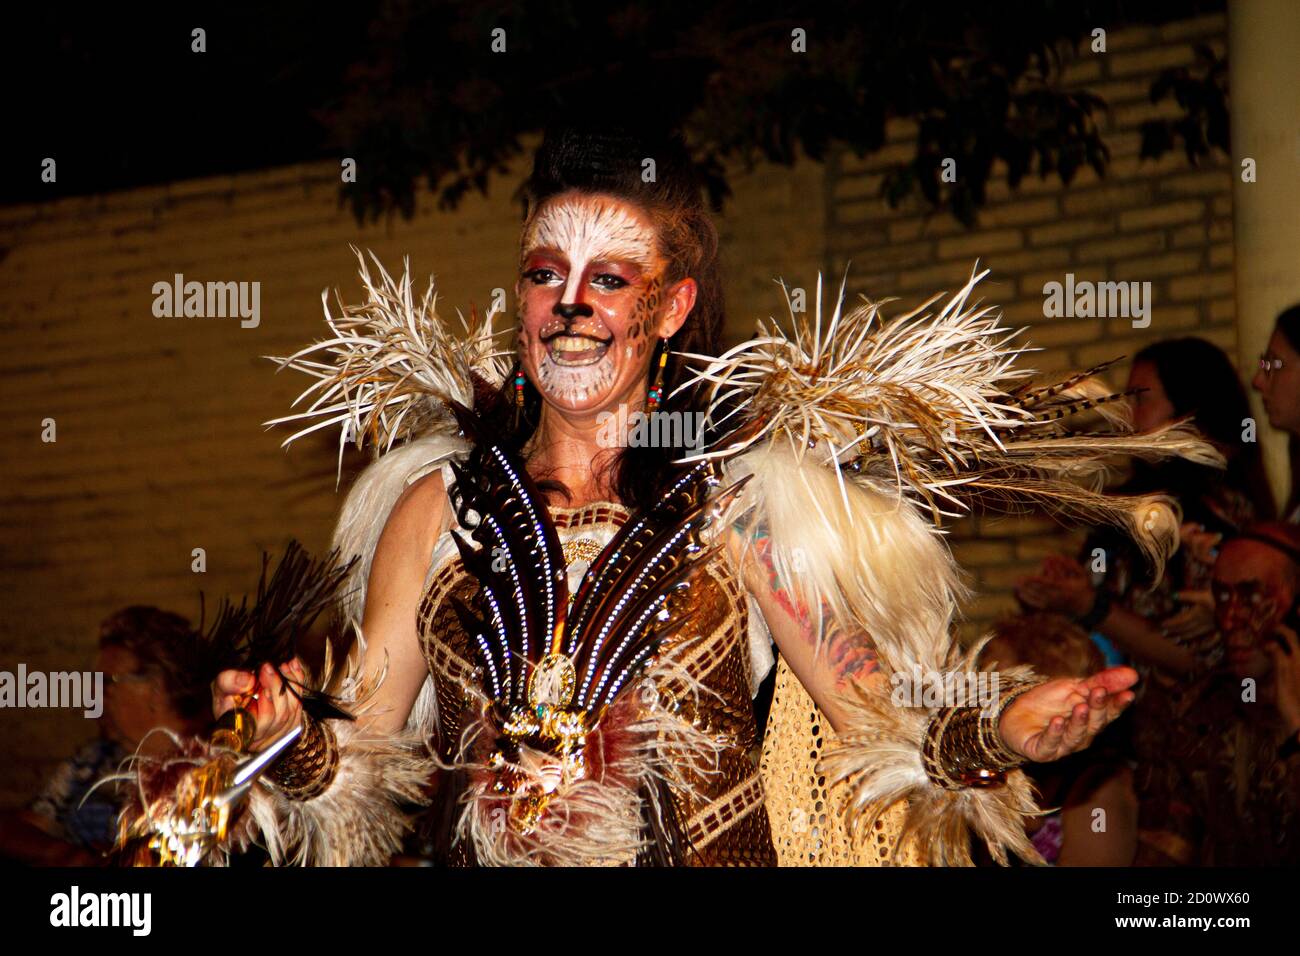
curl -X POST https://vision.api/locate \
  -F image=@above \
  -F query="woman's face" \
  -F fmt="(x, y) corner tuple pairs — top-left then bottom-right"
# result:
(1126, 360), (1176, 432)
(1252, 328), (1300, 434)
(515, 191), (695, 418)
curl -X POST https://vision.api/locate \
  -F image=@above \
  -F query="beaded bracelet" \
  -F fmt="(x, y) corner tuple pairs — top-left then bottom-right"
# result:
(266, 714), (340, 801)
(921, 678), (1045, 790)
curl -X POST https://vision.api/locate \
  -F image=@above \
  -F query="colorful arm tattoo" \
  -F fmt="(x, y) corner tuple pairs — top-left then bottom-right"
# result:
(743, 521), (880, 689)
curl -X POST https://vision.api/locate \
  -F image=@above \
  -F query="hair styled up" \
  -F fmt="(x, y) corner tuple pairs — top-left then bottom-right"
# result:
(479, 122), (726, 511)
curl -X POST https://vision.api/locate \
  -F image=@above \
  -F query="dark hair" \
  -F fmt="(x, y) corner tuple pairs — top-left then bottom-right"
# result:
(1273, 303), (1300, 517)
(99, 605), (209, 721)
(483, 122), (725, 510)
(1132, 336), (1275, 520)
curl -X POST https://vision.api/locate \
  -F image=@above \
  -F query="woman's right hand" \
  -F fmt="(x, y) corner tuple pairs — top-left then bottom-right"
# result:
(211, 659), (306, 751)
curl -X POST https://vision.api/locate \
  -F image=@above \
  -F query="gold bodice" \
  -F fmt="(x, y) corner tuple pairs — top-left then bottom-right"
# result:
(416, 499), (777, 866)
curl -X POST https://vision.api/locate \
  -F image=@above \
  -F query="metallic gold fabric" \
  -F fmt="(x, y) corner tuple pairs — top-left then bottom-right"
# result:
(760, 656), (923, 866)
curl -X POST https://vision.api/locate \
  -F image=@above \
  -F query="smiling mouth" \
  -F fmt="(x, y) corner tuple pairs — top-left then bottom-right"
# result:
(544, 333), (611, 367)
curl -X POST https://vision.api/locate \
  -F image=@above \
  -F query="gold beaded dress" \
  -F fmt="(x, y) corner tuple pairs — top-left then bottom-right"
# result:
(417, 495), (777, 866)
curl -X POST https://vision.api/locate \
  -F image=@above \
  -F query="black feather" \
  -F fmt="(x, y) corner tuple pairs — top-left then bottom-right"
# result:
(194, 540), (358, 723)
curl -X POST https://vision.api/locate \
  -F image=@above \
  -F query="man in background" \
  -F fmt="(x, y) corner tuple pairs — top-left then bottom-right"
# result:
(1136, 523), (1300, 865)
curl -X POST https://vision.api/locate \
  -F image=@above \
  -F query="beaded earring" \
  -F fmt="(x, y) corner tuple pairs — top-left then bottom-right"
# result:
(512, 362), (526, 429)
(647, 338), (668, 411)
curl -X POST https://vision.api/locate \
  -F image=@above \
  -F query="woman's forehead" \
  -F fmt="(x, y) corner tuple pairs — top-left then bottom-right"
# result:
(520, 193), (659, 270)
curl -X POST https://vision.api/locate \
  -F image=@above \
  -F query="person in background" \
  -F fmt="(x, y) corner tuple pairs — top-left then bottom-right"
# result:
(1135, 523), (1300, 865)
(0, 606), (209, 866)
(1015, 336), (1269, 861)
(1252, 302), (1300, 522)
(980, 613), (1137, 866)
(1018, 336), (1268, 677)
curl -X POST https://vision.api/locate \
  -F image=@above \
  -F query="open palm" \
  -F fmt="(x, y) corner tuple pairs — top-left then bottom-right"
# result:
(998, 667), (1137, 762)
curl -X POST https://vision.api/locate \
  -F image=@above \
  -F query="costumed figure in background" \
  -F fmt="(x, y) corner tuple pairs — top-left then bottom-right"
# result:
(131, 124), (1222, 867)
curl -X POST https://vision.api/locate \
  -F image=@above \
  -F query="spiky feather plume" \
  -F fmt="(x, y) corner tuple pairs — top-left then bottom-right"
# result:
(679, 264), (1221, 579)
(264, 246), (510, 484)
(692, 264), (1224, 866)
(194, 540), (357, 723)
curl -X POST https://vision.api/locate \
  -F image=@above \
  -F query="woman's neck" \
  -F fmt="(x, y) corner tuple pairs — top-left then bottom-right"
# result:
(524, 401), (637, 507)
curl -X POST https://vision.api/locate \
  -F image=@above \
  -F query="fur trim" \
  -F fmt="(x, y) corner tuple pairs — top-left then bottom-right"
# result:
(242, 718), (432, 867)
(241, 640), (437, 866)
(819, 642), (1045, 867)
(111, 640), (439, 867)
(726, 443), (961, 676)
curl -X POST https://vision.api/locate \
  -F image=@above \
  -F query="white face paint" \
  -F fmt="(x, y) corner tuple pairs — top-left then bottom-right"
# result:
(516, 192), (668, 414)
(536, 351), (616, 403)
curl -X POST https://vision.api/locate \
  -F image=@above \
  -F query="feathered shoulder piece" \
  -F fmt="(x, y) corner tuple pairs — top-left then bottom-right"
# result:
(264, 246), (510, 484)
(679, 264), (1223, 865)
(683, 264), (1222, 582)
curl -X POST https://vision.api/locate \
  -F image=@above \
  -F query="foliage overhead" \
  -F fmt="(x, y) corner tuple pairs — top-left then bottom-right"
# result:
(323, 0), (1228, 226)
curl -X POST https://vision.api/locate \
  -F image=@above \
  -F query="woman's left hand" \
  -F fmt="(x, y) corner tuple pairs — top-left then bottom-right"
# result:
(997, 667), (1138, 762)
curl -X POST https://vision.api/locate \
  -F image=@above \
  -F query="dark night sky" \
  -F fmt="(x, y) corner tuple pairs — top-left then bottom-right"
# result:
(3, 4), (369, 206)
(3, 1), (1228, 213)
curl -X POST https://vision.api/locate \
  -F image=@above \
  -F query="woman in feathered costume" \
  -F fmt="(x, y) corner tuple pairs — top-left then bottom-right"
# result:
(204, 122), (1218, 867)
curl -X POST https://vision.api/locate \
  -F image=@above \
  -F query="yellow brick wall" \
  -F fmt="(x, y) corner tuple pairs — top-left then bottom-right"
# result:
(825, 12), (1236, 637)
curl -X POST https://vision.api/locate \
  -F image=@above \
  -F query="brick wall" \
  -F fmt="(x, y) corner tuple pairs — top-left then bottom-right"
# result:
(824, 12), (1236, 638)
(0, 138), (826, 806)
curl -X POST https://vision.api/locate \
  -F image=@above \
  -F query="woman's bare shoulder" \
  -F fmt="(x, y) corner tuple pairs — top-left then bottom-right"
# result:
(382, 468), (450, 553)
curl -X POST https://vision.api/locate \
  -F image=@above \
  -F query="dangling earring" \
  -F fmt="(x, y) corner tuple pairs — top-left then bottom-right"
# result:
(512, 361), (526, 429)
(647, 338), (668, 412)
